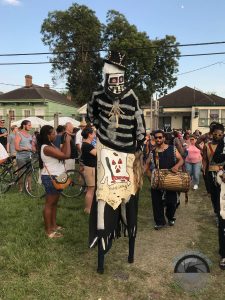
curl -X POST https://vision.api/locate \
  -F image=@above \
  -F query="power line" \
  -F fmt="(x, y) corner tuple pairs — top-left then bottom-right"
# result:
(1, 59), (225, 89)
(0, 81), (67, 90)
(180, 51), (225, 57)
(2, 50), (225, 66)
(0, 62), (54, 65)
(178, 61), (225, 75)
(0, 82), (21, 87)
(1, 40), (225, 57)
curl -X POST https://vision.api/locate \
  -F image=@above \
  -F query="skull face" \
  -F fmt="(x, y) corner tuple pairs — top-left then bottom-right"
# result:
(102, 62), (127, 99)
(105, 73), (125, 97)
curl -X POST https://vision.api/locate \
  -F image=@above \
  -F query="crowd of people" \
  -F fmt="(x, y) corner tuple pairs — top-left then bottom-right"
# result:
(144, 122), (225, 270)
(0, 118), (97, 236)
(40, 119), (225, 272)
(1, 51), (225, 273)
(1, 116), (225, 270)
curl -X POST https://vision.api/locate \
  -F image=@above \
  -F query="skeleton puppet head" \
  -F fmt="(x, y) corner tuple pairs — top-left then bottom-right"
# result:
(103, 51), (127, 99)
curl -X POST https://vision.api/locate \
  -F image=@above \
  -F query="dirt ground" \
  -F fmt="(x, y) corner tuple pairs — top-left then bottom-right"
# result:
(135, 190), (202, 299)
(102, 184), (219, 300)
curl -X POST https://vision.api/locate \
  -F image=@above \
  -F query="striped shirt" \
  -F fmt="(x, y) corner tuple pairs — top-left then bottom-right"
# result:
(87, 88), (146, 153)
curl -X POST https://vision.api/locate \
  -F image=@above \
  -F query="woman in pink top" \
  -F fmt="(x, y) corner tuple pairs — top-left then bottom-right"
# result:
(185, 134), (202, 190)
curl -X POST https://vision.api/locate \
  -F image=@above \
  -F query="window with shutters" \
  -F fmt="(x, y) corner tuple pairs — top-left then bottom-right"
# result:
(198, 109), (208, 127)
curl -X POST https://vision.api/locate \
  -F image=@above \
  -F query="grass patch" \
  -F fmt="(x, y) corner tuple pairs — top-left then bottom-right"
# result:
(0, 177), (225, 299)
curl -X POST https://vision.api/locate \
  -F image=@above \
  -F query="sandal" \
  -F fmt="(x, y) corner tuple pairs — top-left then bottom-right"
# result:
(54, 226), (64, 231)
(47, 231), (63, 239)
(219, 258), (225, 270)
(84, 208), (90, 214)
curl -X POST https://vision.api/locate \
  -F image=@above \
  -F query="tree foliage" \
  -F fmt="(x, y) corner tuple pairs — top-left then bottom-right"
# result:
(104, 10), (180, 106)
(41, 3), (103, 106)
(41, 5), (180, 107)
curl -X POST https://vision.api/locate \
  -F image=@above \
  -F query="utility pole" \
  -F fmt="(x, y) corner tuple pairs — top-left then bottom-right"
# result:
(150, 96), (153, 131)
(54, 113), (59, 129)
(154, 94), (159, 130)
(6, 114), (10, 132)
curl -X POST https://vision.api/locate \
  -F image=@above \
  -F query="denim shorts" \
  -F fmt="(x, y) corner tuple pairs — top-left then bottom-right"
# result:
(16, 156), (31, 169)
(41, 175), (62, 195)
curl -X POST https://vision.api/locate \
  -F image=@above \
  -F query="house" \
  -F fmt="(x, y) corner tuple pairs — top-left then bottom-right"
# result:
(142, 86), (225, 133)
(76, 86), (225, 134)
(77, 103), (87, 122)
(0, 75), (77, 127)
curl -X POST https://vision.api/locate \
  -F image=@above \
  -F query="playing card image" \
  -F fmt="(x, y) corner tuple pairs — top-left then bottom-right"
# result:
(100, 149), (130, 186)
(96, 140), (136, 210)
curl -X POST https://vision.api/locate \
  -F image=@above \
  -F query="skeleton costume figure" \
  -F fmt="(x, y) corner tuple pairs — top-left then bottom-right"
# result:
(87, 51), (146, 274)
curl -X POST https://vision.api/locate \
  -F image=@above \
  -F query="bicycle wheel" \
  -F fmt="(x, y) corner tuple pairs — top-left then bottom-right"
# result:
(0, 168), (13, 194)
(62, 169), (86, 198)
(24, 167), (45, 198)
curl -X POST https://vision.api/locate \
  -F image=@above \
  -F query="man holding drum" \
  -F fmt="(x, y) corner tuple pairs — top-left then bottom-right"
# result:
(149, 130), (184, 230)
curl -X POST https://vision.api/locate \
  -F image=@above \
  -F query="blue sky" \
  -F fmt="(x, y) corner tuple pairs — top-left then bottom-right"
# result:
(1, 0), (225, 98)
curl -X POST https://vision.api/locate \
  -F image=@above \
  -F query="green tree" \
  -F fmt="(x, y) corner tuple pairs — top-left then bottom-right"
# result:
(41, 3), (103, 106)
(103, 10), (180, 105)
(41, 6), (180, 107)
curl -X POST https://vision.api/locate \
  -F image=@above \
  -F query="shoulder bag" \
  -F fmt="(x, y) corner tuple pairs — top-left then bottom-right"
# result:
(44, 163), (72, 190)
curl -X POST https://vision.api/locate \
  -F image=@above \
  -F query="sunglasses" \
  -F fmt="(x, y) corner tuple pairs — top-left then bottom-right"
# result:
(155, 136), (163, 140)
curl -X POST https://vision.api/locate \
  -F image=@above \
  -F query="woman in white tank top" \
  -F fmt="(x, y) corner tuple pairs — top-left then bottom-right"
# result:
(38, 125), (71, 239)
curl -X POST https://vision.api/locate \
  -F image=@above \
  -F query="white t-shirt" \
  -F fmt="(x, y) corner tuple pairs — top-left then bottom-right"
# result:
(76, 129), (83, 148)
(0, 143), (9, 161)
(41, 145), (65, 176)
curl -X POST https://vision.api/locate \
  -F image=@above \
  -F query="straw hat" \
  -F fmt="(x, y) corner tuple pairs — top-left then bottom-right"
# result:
(79, 120), (87, 127)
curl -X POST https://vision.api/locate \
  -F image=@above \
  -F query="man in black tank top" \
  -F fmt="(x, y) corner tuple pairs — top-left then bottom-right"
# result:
(206, 123), (225, 270)
(150, 130), (184, 230)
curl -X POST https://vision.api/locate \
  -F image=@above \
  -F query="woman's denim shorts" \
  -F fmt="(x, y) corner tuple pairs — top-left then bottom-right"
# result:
(41, 175), (62, 195)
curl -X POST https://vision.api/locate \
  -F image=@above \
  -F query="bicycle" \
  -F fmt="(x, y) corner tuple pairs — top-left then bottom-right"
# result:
(25, 156), (86, 198)
(0, 154), (45, 198)
(0, 154), (87, 198)
(61, 168), (86, 198)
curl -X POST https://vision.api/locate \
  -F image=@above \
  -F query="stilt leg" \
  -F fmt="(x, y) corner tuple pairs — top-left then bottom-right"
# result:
(128, 236), (135, 263)
(97, 238), (113, 274)
(97, 240), (105, 274)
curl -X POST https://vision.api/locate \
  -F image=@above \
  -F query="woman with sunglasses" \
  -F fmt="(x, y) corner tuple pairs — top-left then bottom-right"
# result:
(185, 134), (202, 190)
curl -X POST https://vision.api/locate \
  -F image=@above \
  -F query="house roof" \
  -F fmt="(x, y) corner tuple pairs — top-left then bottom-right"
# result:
(0, 84), (75, 106)
(77, 103), (87, 114)
(158, 86), (225, 108)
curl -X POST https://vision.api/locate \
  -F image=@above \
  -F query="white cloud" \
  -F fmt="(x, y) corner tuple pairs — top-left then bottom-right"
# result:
(2, 0), (21, 6)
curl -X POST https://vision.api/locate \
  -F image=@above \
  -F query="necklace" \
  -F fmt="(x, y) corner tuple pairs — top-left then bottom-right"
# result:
(157, 144), (168, 152)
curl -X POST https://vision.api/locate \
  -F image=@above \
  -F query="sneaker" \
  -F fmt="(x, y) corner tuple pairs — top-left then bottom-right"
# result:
(193, 184), (198, 190)
(154, 224), (166, 230)
(168, 220), (175, 226)
(168, 217), (176, 226)
(219, 258), (225, 270)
